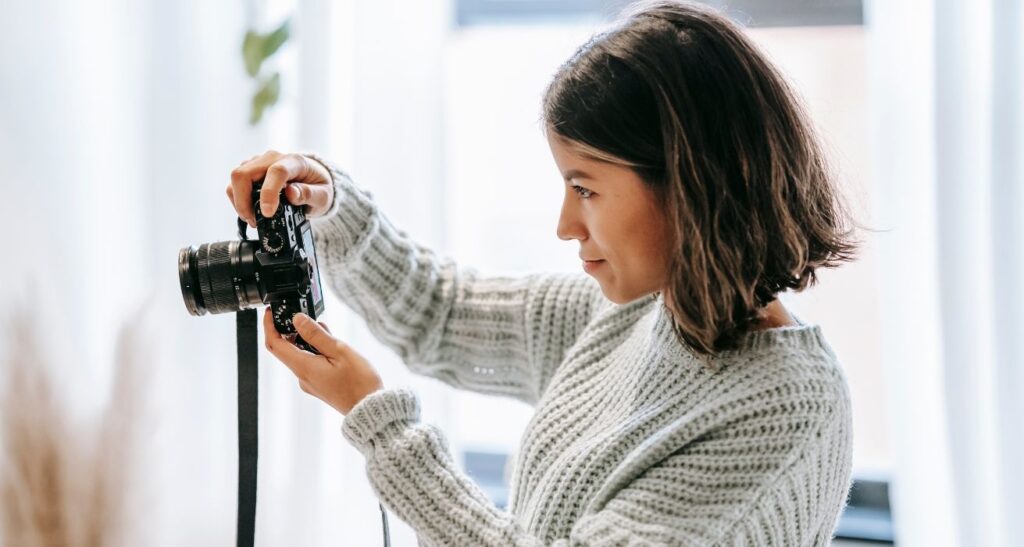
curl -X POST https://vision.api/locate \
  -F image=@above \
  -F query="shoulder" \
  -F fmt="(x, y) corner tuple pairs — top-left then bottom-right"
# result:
(706, 343), (853, 443)
(652, 334), (852, 450)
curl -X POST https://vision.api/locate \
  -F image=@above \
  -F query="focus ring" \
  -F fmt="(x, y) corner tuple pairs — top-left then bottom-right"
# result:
(199, 242), (239, 314)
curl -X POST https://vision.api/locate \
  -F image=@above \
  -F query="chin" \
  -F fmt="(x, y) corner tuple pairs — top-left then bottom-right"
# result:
(599, 285), (652, 305)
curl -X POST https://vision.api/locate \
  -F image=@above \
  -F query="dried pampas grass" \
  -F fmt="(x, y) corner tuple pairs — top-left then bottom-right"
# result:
(0, 295), (156, 547)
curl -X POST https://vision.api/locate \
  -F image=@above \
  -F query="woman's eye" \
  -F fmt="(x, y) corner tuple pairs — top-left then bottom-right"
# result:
(571, 185), (594, 199)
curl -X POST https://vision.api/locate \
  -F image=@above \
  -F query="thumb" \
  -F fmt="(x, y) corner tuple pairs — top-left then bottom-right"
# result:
(292, 313), (337, 354)
(286, 182), (331, 212)
(285, 183), (307, 205)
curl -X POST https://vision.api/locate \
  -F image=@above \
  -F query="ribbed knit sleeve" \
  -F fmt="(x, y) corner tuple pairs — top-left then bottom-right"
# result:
(543, 432), (849, 546)
(342, 375), (852, 547)
(341, 388), (543, 546)
(551, 419), (852, 546)
(302, 153), (605, 405)
(709, 418), (853, 547)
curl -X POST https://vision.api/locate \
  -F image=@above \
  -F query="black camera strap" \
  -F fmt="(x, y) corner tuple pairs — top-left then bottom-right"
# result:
(236, 308), (259, 547)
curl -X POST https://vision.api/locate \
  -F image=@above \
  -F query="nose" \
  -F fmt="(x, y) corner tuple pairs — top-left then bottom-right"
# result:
(556, 193), (586, 242)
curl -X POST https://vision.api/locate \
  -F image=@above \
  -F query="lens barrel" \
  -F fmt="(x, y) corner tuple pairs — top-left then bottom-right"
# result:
(178, 240), (262, 316)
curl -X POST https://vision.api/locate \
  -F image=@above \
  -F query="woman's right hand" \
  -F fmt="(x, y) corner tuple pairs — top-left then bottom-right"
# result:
(227, 150), (334, 228)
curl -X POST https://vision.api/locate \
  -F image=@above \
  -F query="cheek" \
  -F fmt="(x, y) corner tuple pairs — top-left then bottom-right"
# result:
(623, 210), (666, 258)
(588, 194), (669, 272)
(623, 206), (673, 281)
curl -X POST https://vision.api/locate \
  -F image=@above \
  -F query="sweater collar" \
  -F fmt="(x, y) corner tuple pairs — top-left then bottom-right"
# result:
(647, 292), (834, 362)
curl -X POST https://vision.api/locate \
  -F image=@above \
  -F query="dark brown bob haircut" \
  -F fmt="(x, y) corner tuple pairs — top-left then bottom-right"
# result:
(542, 0), (861, 357)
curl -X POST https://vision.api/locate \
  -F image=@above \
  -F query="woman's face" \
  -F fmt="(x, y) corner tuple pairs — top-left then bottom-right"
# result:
(547, 131), (674, 304)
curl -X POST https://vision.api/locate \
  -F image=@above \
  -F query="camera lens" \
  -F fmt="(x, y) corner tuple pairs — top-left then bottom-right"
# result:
(178, 240), (262, 315)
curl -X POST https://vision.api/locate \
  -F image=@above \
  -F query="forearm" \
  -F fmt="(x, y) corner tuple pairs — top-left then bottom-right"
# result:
(304, 153), (606, 405)
(342, 389), (544, 546)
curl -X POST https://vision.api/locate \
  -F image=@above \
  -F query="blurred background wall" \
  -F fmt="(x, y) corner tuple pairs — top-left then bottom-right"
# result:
(0, 0), (1020, 545)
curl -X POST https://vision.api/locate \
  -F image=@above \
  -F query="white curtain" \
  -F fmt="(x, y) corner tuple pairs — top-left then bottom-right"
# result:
(0, 0), (453, 545)
(14, 0), (1023, 545)
(866, 0), (1023, 546)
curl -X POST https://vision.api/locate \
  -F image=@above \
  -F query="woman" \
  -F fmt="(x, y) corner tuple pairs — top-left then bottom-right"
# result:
(226, 1), (860, 544)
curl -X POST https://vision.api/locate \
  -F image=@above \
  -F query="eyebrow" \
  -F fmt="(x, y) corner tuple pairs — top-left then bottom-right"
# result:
(563, 169), (594, 181)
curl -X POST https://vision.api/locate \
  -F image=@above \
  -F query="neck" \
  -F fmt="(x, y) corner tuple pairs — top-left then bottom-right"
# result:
(751, 299), (797, 331)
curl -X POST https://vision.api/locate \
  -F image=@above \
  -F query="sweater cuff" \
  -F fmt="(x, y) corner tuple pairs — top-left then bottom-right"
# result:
(341, 388), (420, 456)
(300, 152), (381, 267)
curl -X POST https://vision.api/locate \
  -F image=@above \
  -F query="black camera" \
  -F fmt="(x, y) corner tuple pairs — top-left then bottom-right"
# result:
(177, 179), (326, 353)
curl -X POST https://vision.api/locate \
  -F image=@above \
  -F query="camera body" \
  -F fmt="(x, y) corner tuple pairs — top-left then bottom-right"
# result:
(178, 179), (326, 353)
(251, 179), (326, 337)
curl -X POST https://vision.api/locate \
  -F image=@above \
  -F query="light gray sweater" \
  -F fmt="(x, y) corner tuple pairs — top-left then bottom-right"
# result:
(305, 154), (854, 546)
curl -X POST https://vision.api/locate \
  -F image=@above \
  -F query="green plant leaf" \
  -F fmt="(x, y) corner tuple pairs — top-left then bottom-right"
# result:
(243, 17), (291, 125)
(261, 19), (290, 60)
(241, 19), (290, 78)
(242, 31), (263, 77)
(249, 72), (281, 126)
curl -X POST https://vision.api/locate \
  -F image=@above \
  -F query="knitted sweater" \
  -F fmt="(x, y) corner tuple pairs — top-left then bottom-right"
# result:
(304, 154), (854, 546)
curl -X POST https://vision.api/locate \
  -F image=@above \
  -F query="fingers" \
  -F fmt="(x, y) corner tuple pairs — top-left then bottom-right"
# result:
(262, 307), (322, 380)
(229, 151), (333, 224)
(226, 180), (254, 228)
(230, 150), (283, 227)
(291, 313), (343, 356)
(260, 155), (313, 218)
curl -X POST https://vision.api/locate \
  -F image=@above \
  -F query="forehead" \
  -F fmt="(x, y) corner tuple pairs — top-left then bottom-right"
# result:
(547, 133), (613, 176)
(547, 133), (648, 186)
(551, 137), (662, 206)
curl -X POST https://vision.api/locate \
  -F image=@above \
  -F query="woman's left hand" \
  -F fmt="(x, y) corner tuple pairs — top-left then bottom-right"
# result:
(263, 308), (383, 415)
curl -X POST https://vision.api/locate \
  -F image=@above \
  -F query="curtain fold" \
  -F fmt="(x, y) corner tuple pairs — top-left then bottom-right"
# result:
(1, 0), (454, 544)
(867, 0), (1024, 545)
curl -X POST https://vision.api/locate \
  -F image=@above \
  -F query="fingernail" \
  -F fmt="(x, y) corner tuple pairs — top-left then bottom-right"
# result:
(293, 313), (307, 324)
